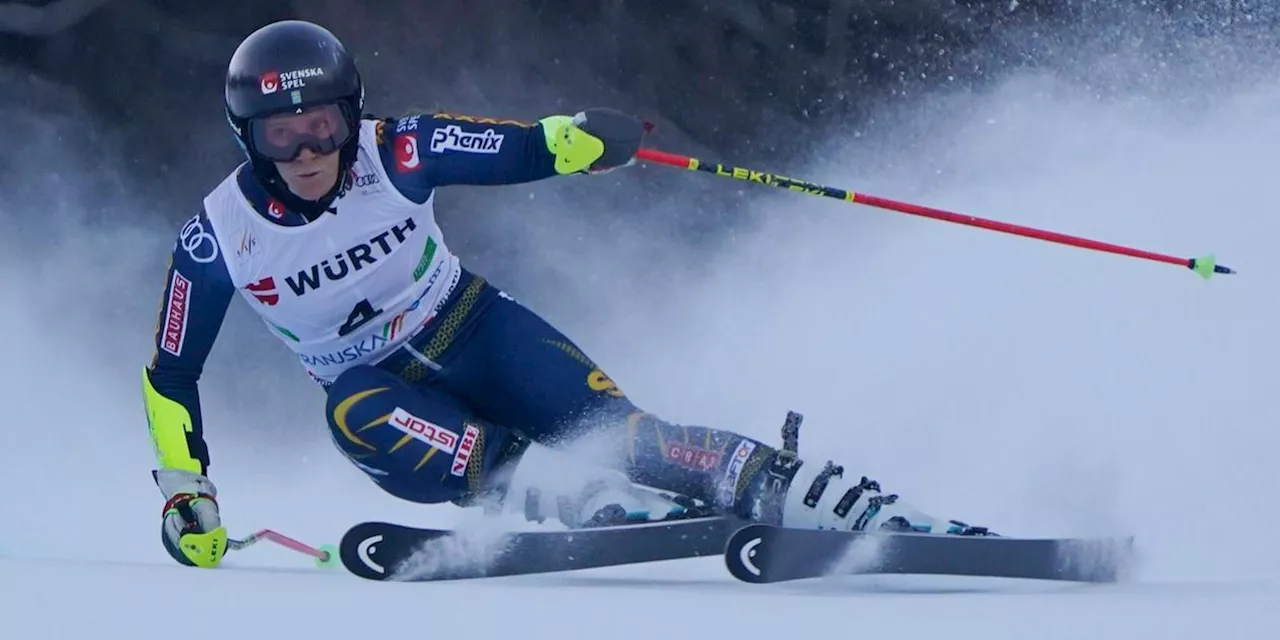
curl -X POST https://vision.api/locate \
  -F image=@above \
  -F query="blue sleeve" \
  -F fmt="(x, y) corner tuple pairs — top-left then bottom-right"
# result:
(144, 211), (236, 474)
(378, 112), (559, 201)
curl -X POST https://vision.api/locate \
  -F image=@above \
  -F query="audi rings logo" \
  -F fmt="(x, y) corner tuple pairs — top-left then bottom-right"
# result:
(180, 215), (220, 264)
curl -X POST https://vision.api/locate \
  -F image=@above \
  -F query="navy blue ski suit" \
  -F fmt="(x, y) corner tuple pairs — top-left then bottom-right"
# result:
(144, 110), (776, 516)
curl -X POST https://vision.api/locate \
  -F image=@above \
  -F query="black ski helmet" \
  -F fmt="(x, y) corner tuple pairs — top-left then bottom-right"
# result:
(224, 20), (364, 210)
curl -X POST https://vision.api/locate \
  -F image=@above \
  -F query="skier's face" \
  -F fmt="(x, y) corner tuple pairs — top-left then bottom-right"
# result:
(255, 106), (347, 200)
(275, 146), (342, 201)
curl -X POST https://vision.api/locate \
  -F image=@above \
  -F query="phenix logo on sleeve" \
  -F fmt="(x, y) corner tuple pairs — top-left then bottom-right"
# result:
(428, 125), (504, 154)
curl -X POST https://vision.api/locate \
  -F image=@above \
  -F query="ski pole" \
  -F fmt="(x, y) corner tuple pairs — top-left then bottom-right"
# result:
(228, 528), (339, 568)
(635, 147), (1234, 279)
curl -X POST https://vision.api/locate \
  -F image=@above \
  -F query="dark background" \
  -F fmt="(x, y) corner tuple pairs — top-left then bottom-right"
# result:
(6, 5), (1275, 181)
(1, 0), (1275, 297)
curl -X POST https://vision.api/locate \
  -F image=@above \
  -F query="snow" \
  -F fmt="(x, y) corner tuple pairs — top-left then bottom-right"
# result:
(5, 25), (1280, 640)
(3, 545), (1275, 639)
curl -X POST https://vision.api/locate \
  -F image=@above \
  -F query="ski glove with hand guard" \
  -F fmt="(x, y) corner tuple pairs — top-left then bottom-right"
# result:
(154, 468), (227, 568)
(541, 108), (647, 175)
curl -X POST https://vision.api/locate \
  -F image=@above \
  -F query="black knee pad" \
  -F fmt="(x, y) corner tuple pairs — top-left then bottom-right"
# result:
(325, 364), (498, 504)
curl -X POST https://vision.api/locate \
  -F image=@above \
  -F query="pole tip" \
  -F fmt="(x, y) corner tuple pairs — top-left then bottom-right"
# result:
(1190, 255), (1235, 279)
(316, 543), (340, 568)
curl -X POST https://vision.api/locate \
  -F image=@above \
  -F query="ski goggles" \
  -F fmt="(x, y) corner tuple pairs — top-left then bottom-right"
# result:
(248, 102), (354, 162)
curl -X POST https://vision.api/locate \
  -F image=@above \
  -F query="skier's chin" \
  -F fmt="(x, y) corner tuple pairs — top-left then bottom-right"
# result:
(279, 167), (338, 201)
(276, 153), (341, 201)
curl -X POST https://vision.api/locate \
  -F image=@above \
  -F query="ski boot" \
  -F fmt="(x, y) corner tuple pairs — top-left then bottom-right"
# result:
(490, 440), (716, 529)
(747, 411), (996, 536)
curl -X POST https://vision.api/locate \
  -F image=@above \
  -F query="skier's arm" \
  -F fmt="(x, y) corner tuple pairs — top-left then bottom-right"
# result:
(142, 211), (235, 478)
(380, 108), (645, 197)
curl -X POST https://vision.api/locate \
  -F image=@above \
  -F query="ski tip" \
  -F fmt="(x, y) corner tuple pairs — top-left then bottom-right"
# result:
(724, 524), (772, 583)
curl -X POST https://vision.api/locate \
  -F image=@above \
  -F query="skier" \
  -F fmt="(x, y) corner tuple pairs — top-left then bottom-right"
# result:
(143, 19), (989, 569)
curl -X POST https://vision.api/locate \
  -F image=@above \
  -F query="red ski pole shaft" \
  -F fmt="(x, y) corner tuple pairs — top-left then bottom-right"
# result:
(635, 147), (1234, 279)
(228, 529), (338, 567)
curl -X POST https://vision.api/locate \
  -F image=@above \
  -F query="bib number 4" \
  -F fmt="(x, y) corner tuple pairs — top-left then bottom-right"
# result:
(338, 299), (383, 337)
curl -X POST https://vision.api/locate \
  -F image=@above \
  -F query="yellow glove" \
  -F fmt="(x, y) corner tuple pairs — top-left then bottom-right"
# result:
(541, 108), (647, 175)
(155, 468), (227, 568)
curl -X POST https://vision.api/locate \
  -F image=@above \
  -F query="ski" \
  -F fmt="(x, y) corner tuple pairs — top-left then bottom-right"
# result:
(339, 515), (738, 581)
(724, 523), (1136, 584)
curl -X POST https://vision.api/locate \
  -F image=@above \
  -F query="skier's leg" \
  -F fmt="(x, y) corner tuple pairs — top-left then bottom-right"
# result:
(324, 368), (728, 529)
(421, 287), (771, 506)
(324, 361), (695, 526)
(366, 270), (987, 533)
(373, 272), (775, 520)
(445, 303), (996, 534)
(324, 363), (527, 505)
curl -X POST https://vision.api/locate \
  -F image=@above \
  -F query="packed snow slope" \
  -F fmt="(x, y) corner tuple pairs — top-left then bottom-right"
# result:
(2, 25), (1278, 640)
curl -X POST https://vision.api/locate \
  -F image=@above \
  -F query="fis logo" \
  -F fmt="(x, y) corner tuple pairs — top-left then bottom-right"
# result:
(428, 125), (504, 154)
(236, 231), (257, 258)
